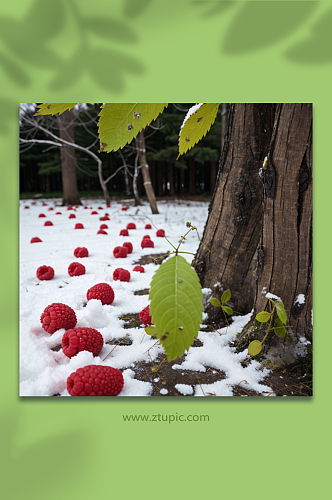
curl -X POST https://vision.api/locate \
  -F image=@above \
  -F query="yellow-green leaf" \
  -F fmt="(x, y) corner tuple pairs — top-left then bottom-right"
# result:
(210, 297), (221, 307)
(34, 103), (78, 116)
(221, 289), (231, 304)
(274, 318), (286, 338)
(248, 340), (262, 356)
(98, 103), (168, 152)
(177, 103), (219, 158)
(145, 327), (156, 336)
(256, 311), (271, 323)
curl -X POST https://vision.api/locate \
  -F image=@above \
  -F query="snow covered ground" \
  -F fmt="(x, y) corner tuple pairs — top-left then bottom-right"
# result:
(19, 197), (274, 396)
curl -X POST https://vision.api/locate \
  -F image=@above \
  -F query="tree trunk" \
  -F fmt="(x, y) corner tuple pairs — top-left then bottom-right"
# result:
(247, 103), (312, 366)
(221, 103), (228, 153)
(194, 104), (275, 322)
(189, 157), (196, 195)
(210, 160), (217, 193)
(57, 110), (81, 205)
(137, 130), (159, 214)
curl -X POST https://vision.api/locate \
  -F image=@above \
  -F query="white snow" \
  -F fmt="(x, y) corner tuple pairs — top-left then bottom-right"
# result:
(179, 103), (204, 134)
(20, 197), (275, 397)
(295, 294), (305, 305)
(265, 292), (282, 302)
(175, 384), (194, 396)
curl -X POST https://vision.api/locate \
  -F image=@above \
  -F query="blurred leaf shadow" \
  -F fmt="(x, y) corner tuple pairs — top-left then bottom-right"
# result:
(191, 1), (236, 18)
(222, 1), (318, 55)
(0, 0), (144, 92)
(0, 99), (18, 135)
(123, 0), (155, 18)
(285, 6), (332, 64)
(1, 409), (92, 499)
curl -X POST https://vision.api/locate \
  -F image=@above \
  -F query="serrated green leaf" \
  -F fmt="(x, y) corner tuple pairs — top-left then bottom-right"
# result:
(274, 318), (286, 338)
(256, 311), (271, 323)
(222, 305), (233, 316)
(275, 301), (287, 324)
(210, 297), (221, 307)
(34, 103), (78, 116)
(221, 289), (231, 304)
(248, 340), (262, 356)
(177, 103), (219, 158)
(98, 103), (168, 152)
(149, 255), (203, 361)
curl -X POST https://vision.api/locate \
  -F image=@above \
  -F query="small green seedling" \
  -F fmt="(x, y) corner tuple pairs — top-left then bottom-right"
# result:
(210, 289), (233, 325)
(247, 297), (290, 357)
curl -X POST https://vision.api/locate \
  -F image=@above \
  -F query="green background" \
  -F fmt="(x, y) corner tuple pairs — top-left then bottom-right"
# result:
(1, 0), (328, 498)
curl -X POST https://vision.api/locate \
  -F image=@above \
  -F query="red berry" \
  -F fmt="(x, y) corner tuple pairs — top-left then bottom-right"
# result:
(100, 216), (110, 221)
(69, 214), (76, 219)
(127, 223), (136, 230)
(40, 303), (77, 334)
(100, 224), (108, 229)
(75, 223), (84, 229)
(97, 229), (108, 235)
(44, 221), (53, 226)
(87, 283), (115, 305)
(156, 229), (165, 237)
(62, 327), (104, 358)
(113, 246), (128, 258)
(123, 242), (133, 254)
(31, 237), (42, 243)
(36, 265), (54, 281)
(120, 229), (129, 236)
(48, 207), (54, 211)
(67, 365), (124, 396)
(133, 266), (144, 273)
(56, 212), (62, 215)
(107, 204), (110, 207)
(38, 214), (46, 218)
(113, 268), (130, 282)
(141, 239), (154, 249)
(91, 211), (98, 215)
(142, 235), (151, 240)
(74, 247), (88, 258)
(121, 207), (127, 211)
(67, 205), (73, 210)
(24, 206), (29, 209)
(145, 224), (152, 229)
(68, 262), (85, 277)
(98, 206), (103, 210)
(84, 206), (88, 209)
(139, 305), (153, 326)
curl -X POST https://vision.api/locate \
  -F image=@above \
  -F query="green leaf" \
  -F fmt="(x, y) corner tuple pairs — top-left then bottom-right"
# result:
(255, 311), (271, 323)
(210, 297), (221, 307)
(274, 318), (286, 338)
(178, 103), (219, 158)
(144, 327), (156, 336)
(98, 103), (168, 152)
(248, 340), (262, 356)
(34, 103), (78, 116)
(222, 305), (233, 316)
(149, 255), (203, 361)
(275, 301), (287, 324)
(221, 289), (231, 304)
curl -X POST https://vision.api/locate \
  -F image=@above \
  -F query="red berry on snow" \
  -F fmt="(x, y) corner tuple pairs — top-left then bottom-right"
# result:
(142, 235), (151, 240)
(156, 229), (165, 237)
(44, 221), (53, 226)
(56, 212), (62, 215)
(62, 327), (104, 358)
(67, 365), (124, 396)
(69, 214), (76, 219)
(100, 216), (110, 221)
(127, 223), (136, 230)
(120, 229), (129, 236)
(141, 239), (154, 249)
(48, 207), (54, 211)
(145, 224), (152, 229)
(113, 268), (130, 282)
(121, 207), (127, 211)
(100, 224), (108, 229)
(113, 246), (128, 258)
(74, 247), (88, 258)
(36, 265), (54, 281)
(38, 214), (46, 218)
(75, 223), (84, 229)
(87, 283), (115, 305)
(40, 303), (77, 334)
(133, 265), (144, 273)
(139, 305), (153, 326)
(67, 205), (73, 210)
(31, 237), (42, 243)
(123, 242), (133, 254)
(24, 206), (29, 209)
(68, 262), (85, 277)
(91, 211), (98, 215)
(97, 229), (108, 235)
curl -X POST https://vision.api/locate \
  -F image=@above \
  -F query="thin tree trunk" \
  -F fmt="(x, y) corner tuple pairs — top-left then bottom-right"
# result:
(57, 110), (81, 206)
(210, 160), (217, 193)
(194, 104), (275, 322)
(137, 130), (159, 214)
(221, 103), (228, 153)
(189, 157), (196, 195)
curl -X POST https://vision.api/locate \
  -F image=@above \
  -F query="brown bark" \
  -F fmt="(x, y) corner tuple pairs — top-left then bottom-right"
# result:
(194, 104), (275, 321)
(137, 130), (159, 214)
(250, 103), (312, 365)
(210, 160), (217, 193)
(57, 110), (81, 206)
